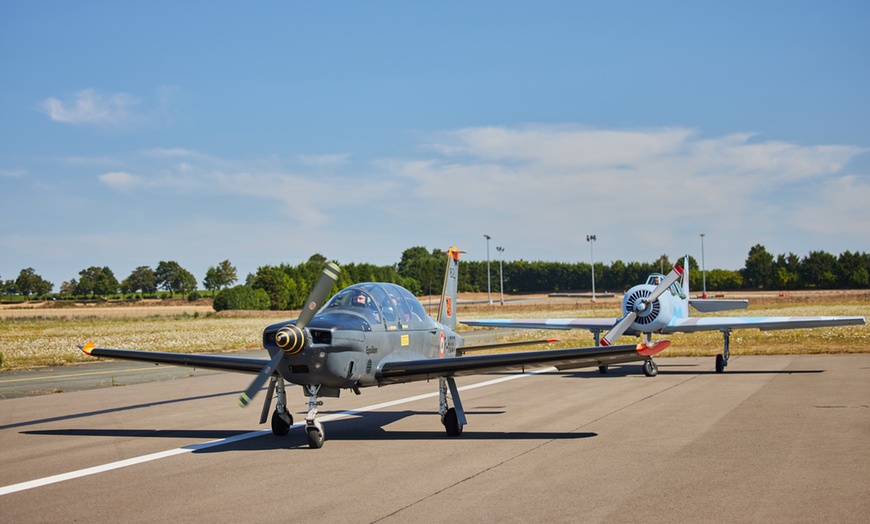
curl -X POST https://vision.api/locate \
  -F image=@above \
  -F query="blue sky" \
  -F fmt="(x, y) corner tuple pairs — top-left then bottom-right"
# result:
(2, 1), (868, 290)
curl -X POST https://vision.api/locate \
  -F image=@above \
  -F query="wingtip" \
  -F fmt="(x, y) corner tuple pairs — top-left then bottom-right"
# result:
(637, 340), (670, 356)
(80, 341), (95, 355)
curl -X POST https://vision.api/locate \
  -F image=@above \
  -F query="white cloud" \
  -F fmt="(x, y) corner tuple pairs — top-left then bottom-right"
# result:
(80, 125), (867, 271)
(296, 153), (351, 167)
(98, 171), (142, 190)
(42, 89), (141, 126)
(0, 168), (26, 178)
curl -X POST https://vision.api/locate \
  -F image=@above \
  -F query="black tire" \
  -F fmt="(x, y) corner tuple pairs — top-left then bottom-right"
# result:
(306, 427), (325, 449)
(642, 359), (658, 377)
(443, 407), (463, 437)
(715, 354), (725, 373)
(598, 365), (608, 374)
(271, 410), (292, 436)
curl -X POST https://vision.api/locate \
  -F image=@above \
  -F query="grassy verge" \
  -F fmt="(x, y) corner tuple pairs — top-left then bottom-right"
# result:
(0, 292), (867, 370)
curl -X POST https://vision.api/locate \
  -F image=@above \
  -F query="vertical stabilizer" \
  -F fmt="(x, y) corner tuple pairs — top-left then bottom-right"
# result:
(437, 247), (462, 330)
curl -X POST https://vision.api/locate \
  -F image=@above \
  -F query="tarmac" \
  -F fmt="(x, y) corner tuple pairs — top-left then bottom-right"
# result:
(0, 354), (868, 522)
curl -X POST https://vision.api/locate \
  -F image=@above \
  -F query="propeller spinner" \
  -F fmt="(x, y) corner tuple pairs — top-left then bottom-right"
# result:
(238, 262), (340, 407)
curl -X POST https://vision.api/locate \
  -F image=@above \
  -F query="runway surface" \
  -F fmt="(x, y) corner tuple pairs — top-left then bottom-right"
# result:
(1, 354), (868, 522)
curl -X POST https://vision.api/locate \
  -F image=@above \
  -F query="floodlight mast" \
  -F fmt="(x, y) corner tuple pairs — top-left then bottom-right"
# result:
(700, 233), (707, 298)
(484, 234), (492, 305)
(587, 235), (597, 302)
(496, 246), (505, 306)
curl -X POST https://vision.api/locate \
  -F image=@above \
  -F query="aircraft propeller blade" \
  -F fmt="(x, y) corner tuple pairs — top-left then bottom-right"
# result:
(238, 262), (341, 408)
(296, 262), (341, 329)
(600, 264), (684, 346)
(600, 312), (638, 346)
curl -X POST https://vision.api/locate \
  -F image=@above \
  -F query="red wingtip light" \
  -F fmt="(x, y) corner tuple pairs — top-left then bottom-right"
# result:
(637, 340), (670, 356)
(600, 339), (611, 347)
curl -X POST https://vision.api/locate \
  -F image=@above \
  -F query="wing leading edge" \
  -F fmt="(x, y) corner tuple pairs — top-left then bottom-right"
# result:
(376, 342), (667, 385)
(79, 343), (267, 374)
(662, 316), (866, 333)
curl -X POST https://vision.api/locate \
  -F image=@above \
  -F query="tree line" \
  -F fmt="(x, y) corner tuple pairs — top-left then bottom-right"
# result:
(2, 245), (868, 309)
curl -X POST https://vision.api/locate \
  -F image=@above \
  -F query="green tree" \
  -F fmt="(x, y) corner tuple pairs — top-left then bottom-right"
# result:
(122, 266), (158, 295)
(203, 259), (238, 295)
(837, 251), (870, 288)
(397, 247), (445, 296)
(250, 265), (292, 310)
(772, 253), (801, 290)
(74, 266), (118, 297)
(800, 251), (839, 289)
(743, 244), (774, 289)
(155, 261), (196, 297)
(15, 268), (43, 298)
(213, 285), (270, 311)
(59, 281), (75, 298)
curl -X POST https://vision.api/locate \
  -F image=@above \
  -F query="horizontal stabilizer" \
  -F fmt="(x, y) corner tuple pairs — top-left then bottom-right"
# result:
(689, 299), (749, 312)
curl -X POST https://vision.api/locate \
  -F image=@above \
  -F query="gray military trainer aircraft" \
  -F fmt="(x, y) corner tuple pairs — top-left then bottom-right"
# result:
(80, 247), (669, 449)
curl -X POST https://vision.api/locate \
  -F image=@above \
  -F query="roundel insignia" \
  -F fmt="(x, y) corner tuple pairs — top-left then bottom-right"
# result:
(439, 332), (445, 358)
(308, 301), (316, 311)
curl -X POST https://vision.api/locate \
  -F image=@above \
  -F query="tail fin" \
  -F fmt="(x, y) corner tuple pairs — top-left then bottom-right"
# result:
(437, 247), (462, 330)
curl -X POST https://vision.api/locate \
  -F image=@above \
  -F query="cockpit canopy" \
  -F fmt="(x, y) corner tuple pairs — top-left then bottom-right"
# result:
(644, 273), (685, 298)
(323, 283), (430, 328)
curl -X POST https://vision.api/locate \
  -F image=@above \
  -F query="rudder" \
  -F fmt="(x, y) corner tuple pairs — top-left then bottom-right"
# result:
(437, 247), (462, 330)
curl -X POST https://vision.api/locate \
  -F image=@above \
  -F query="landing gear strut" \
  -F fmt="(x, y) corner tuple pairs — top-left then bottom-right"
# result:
(439, 377), (466, 437)
(716, 329), (732, 373)
(305, 384), (325, 448)
(270, 377), (292, 436)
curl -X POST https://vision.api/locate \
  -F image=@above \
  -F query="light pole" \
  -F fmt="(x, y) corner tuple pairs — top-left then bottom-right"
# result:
(496, 246), (505, 305)
(587, 235), (596, 302)
(700, 233), (707, 298)
(484, 234), (492, 305)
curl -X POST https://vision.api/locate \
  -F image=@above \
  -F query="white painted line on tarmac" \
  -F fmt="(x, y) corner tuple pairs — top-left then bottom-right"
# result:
(0, 369), (551, 496)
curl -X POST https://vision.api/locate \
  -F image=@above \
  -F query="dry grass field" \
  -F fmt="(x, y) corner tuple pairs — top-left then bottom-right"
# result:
(0, 291), (867, 370)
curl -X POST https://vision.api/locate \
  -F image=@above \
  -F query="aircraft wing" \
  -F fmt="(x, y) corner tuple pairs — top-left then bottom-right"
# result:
(79, 343), (267, 374)
(376, 342), (666, 385)
(661, 316), (866, 333)
(461, 318), (617, 332)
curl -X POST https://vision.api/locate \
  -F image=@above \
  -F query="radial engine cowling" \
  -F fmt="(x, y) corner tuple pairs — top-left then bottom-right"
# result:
(621, 284), (676, 333)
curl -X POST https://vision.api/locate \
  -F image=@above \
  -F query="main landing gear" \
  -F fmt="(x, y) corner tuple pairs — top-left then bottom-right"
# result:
(715, 329), (732, 373)
(439, 376), (466, 437)
(269, 377), (293, 436)
(642, 358), (658, 377)
(265, 377), (323, 448)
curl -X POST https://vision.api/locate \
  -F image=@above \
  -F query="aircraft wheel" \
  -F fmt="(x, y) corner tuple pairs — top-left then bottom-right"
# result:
(642, 359), (658, 377)
(442, 407), (463, 437)
(715, 354), (725, 373)
(598, 365), (608, 374)
(306, 426), (325, 449)
(271, 410), (292, 436)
